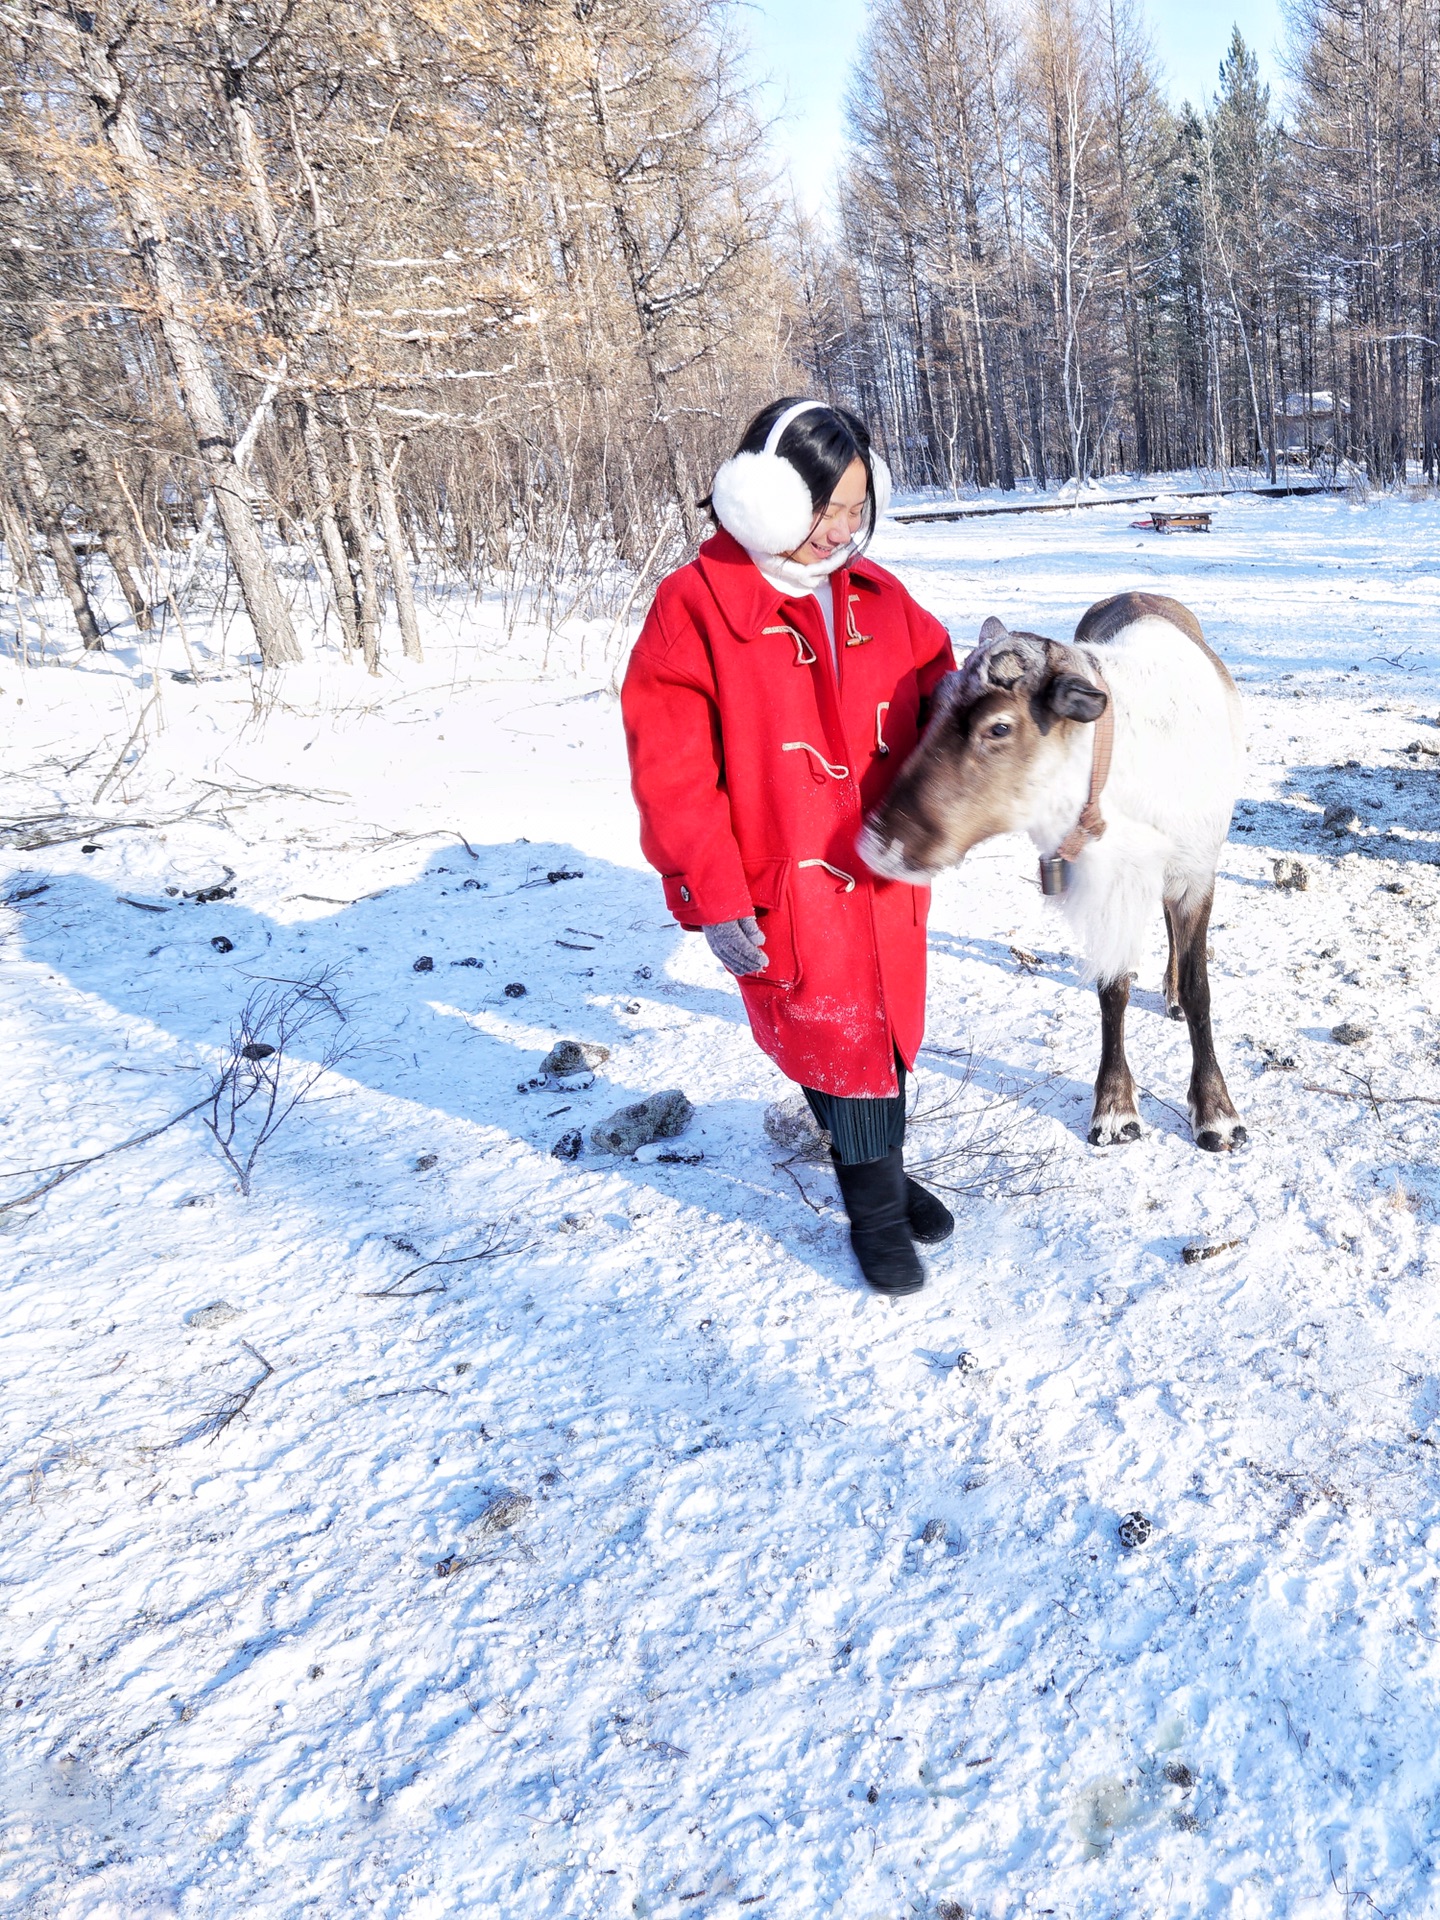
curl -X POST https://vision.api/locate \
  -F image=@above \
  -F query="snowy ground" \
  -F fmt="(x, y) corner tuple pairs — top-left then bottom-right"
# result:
(4, 481), (1440, 1919)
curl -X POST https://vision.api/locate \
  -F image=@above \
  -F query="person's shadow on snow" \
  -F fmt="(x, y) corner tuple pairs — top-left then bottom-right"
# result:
(8, 841), (888, 1280)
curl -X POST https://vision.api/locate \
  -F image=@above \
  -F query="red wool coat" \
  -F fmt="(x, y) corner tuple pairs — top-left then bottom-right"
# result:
(621, 529), (955, 1097)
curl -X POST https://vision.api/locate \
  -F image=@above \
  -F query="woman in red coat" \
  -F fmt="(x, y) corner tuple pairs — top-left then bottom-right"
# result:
(621, 399), (956, 1294)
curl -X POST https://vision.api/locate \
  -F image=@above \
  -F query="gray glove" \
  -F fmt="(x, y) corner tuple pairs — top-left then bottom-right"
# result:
(703, 916), (767, 977)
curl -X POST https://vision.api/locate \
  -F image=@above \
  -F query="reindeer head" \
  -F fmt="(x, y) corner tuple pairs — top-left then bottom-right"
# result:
(859, 616), (1109, 881)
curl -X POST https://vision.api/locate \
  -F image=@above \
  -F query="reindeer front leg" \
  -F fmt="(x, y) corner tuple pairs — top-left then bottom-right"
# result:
(1090, 974), (1142, 1145)
(1167, 888), (1247, 1152)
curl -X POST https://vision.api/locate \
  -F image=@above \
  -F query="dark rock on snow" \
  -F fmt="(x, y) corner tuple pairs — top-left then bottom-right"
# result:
(1117, 1511), (1152, 1550)
(1182, 1236), (1244, 1265)
(211, 935), (234, 953)
(763, 1092), (830, 1160)
(540, 1039), (611, 1076)
(1330, 1020), (1371, 1045)
(1322, 801), (1362, 835)
(413, 955), (434, 972)
(479, 1491), (533, 1533)
(591, 1090), (693, 1155)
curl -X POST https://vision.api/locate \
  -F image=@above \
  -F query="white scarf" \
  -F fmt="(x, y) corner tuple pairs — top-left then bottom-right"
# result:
(745, 543), (853, 603)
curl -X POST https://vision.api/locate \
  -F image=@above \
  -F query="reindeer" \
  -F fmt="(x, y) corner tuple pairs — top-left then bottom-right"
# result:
(859, 591), (1247, 1153)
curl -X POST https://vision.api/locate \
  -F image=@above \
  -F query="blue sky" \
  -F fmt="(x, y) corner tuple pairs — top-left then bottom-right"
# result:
(745, 0), (1287, 219)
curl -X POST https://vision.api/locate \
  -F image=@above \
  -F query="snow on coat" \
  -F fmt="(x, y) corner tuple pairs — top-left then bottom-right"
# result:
(621, 528), (955, 1098)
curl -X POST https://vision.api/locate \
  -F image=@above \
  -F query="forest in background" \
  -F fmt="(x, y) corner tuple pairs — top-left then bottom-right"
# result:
(1, 0), (1437, 668)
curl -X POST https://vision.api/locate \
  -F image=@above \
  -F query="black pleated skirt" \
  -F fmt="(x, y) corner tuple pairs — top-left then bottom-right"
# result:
(801, 1058), (907, 1166)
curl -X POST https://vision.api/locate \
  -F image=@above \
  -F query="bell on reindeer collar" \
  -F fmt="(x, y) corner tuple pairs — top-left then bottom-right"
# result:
(1039, 854), (1071, 896)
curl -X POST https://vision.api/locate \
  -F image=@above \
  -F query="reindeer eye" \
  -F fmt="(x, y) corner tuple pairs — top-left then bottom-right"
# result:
(986, 721), (1013, 740)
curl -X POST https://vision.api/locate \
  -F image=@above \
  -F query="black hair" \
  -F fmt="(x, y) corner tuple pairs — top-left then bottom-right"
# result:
(703, 396), (882, 542)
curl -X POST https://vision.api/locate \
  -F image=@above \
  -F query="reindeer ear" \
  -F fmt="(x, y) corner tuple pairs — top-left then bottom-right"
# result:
(1046, 673), (1108, 723)
(978, 615), (1009, 645)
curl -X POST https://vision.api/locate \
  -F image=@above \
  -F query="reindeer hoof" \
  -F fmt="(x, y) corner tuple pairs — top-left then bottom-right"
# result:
(1196, 1123), (1247, 1153)
(1089, 1118), (1142, 1146)
(1167, 1003), (1185, 1022)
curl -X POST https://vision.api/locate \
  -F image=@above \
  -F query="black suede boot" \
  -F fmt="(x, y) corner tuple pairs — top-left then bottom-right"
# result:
(832, 1148), (925, 1295)
(905, 1177), (954, 1245)
(830, 1149), (954, 1247)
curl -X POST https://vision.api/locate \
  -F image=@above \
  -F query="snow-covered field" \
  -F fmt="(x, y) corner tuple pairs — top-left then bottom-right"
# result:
(4, 482), (1440, 1919)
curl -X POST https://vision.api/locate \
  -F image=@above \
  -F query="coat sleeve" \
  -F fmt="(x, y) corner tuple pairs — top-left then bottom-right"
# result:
(621, 595), (753, 931)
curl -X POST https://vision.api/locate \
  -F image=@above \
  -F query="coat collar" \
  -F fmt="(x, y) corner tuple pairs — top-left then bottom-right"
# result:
(694, 528), (883, 640)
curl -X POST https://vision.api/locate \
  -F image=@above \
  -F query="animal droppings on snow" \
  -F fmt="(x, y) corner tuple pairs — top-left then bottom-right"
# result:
(414, 1153), (439, 1171)
(1117, 1511), (1152, 1549)
(183, 1300), (243, 1330)
(551, 1128), (583, 1161)
(413, 955), (434, 972)
(635, 1140), (703, 1165)
(546, 868), (583, 884)
(920, 1518), (946, 1545)
(539, 1038), (611, 1076)
(503, 982), (527, 997)
(1272, 857), (1309, 891)
(590, 1089), (694, 1155)
(210, 935), (234, 953)
(1181, 1236), (1245, 1264)
(1163, 1760), (1197, 1789)
(1331, 1020), (1372, 1045)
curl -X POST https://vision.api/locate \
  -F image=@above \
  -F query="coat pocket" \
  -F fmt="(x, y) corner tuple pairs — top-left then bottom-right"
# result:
(744, 858), (801, 989)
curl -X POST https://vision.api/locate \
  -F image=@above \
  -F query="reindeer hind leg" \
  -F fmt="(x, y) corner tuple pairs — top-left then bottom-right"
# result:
(1163, 902), (1184, 1021)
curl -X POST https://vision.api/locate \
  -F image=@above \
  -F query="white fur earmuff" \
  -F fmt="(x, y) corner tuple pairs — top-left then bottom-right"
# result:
(710, 400), (892, 554)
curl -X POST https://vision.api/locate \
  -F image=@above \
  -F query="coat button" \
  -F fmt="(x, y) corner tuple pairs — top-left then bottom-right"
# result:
(680, 885), (691, 903)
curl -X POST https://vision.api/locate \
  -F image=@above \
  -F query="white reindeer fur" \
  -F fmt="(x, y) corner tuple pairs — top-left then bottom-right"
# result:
(1028, 616), (1243, 984)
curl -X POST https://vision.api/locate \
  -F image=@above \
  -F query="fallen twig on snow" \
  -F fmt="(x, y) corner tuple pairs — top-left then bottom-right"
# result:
(92, 691), (161, 806)
(0, 1097), (211, 1214)
(907, 1056), (1059, 1198)
(197, 1341), (276, 1442)
(1302, 1072), (1436, 1114)
(773, 1155), (825, 1214)
(202, 972), (352, 1195)
(360, 1222), (533, 1297)
(196, 777), (348, 805)
(356, 825), (479, 858)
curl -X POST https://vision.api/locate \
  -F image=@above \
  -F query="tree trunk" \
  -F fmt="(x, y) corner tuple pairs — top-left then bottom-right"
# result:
(337, 400), (381, 674)
(0, 380), (105, 649)
(71, 14), (301, 666)
(297, 397), (361, 657)
(365, 419), (422, 661)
